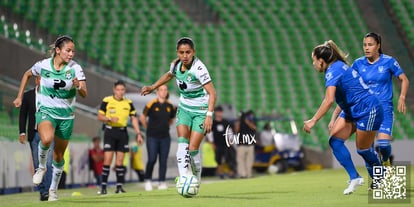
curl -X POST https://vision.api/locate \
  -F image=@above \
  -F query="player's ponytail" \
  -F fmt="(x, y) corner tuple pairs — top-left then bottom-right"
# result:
(313, 40), (349, 65)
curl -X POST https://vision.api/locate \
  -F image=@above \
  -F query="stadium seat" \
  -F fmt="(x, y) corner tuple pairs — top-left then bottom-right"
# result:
(2, 0), (413, 149)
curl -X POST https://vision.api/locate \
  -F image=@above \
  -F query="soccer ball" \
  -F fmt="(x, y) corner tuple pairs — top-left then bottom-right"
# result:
(176, 174), (199, 197)
(268, 164), (279, 174)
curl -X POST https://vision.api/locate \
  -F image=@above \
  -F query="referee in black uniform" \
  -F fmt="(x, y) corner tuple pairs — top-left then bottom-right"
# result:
(97, 80), (143, 194)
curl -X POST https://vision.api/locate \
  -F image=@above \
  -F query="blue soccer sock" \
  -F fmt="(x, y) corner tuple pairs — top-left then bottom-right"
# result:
(329, 137), (360, 180)
(357, 148), (381, 178)
(377, 139), (391, 162)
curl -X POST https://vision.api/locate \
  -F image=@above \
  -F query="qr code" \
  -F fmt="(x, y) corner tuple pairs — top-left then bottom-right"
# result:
(372, 165), (407, 200)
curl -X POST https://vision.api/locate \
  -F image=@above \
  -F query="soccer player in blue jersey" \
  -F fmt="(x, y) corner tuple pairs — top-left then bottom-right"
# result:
(141, 37), (216, 193)
(303, 40), (383, 195)
(13, 36), (87, 201)
(352, 33), (409, 166)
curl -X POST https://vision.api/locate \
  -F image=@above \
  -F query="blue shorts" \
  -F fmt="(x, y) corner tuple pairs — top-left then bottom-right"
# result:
(378, 105), (394, 136)
(340, 105), (384, 131)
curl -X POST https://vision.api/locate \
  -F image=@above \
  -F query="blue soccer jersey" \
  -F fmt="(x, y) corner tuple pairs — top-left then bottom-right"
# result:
(325, 60), (380, 119)
(352, 54), (403, 105)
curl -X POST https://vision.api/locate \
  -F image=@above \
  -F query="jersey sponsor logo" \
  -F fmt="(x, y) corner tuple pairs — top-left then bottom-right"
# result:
(178, 80), (187, 90)
(325, 72), (333, 81)
(53, 79), (66, 90)
(200, 73), (210, 82)
(79, 70), (86, 79)
(393, 61), (401, 69)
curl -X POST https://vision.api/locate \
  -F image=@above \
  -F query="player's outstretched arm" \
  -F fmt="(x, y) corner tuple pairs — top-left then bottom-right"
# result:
(140, 72), (173, 96)
(13, 69), (33, 107)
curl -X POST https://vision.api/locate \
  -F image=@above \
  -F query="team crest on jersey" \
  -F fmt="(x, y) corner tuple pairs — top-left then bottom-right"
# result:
(378, 66), (385, 73)
(65, 71), (72, 79)
(187, 75), (193, 82)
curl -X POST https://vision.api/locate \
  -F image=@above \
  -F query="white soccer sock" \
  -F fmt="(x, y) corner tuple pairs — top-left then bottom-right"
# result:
(189, 150), (202, 182)
(38, 142), (50, 169)
(176, 137), (190, 177)
(49, 160), (64, 190)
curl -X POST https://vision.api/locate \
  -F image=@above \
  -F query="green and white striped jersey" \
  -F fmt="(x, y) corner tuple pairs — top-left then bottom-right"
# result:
(169, 57), (212, 113)
(31, 58), (86, 119)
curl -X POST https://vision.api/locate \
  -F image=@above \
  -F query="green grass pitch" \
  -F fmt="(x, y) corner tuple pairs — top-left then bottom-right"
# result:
(1, 167), (412, 207)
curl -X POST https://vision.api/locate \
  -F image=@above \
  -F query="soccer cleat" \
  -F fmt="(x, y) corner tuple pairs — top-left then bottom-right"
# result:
(343, 177), (365, 195)
(145, 180), (153, 191)
(115, 186), (126, 194)
(48, 189), (58, 201)
(97, 188), (107, 195)
(33, 168), (46, 185)
(382, 159), (391, 167)
(39, 192), (49, 201)
(158, 182), (168, 190)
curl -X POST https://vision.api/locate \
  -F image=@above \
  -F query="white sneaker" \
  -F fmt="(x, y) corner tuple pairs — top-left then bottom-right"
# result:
(343, 177), (365, 195)
(33, 168), (46, 185)
(158, 182), (168, 190)
(48, 189), (58, 201)
(144, 180), (153, 191)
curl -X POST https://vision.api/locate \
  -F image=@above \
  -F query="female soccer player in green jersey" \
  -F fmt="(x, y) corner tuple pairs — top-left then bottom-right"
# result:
(141, 37), (216, 192)
(13, 35), (87, 201)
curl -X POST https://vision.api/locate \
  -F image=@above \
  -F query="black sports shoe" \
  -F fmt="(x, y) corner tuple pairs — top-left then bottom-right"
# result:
(98, 188), (107, 195)
(40, 193), (49, 201)
(115, 187), (126, 194)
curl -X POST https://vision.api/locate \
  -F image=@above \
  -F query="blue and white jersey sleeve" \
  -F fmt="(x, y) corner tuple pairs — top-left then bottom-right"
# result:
(389, 57), (403, 77)
(325, 64), (343, 88)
